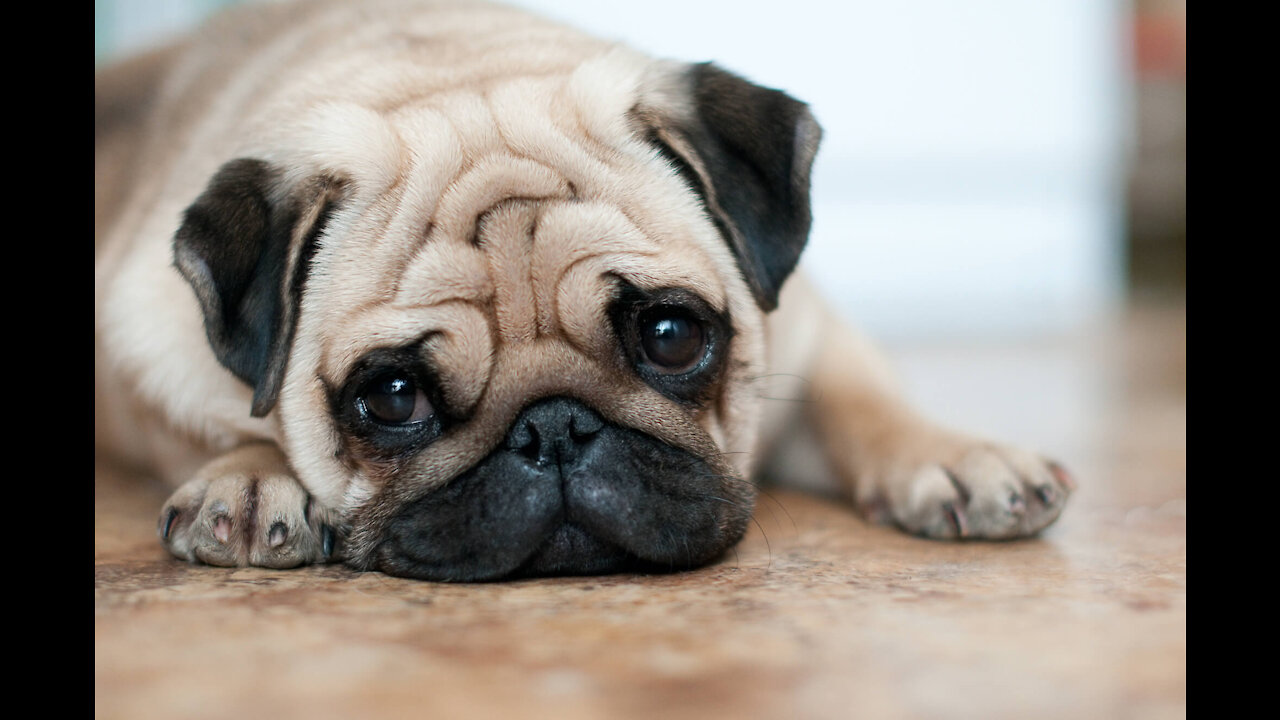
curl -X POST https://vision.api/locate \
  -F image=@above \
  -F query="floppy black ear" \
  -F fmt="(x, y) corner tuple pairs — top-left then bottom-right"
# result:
(637, 62), (822, 311)
(173, 158), (344, 417)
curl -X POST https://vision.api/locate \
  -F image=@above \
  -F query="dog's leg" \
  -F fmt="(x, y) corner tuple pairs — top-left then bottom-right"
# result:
(159, 442), (343, 567)
(778, 279), (1074, 539)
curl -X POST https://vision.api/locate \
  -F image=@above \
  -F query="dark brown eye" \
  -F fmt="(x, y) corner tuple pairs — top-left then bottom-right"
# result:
(639, 313), (706, 373)
(359, 374), (433, 425)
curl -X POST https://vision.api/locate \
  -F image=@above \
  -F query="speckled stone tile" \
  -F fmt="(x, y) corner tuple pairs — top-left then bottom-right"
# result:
(95, 301), (1185, 720)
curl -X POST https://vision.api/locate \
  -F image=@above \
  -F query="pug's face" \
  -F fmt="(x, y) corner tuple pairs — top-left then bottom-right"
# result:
(174, 57), (820, 580)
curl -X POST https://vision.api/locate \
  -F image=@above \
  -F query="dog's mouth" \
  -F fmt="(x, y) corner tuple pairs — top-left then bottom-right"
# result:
(370, 397), (753, 582)
(509, 522), (646, 579)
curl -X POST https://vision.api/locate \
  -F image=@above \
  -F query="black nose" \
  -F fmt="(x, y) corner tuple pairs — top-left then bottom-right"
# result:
(505, 397), (605, 467)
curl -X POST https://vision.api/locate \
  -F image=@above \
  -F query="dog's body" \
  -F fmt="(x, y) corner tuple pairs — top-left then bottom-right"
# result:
(95, 0), (1071, 581)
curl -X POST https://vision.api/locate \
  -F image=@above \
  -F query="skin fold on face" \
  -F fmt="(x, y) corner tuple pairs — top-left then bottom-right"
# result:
(323, 198), (757, 580)
(272, 87), (768, 579)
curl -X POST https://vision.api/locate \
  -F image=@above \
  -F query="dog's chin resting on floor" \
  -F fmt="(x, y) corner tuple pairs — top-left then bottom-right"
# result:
(94, 0), (1073, 582)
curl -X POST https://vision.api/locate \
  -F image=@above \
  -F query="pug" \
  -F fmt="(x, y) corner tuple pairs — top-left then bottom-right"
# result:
(94, 0), (1073, 581)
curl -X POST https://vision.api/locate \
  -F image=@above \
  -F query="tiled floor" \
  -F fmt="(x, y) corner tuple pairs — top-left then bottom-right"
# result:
(94, 297), (1186, 720)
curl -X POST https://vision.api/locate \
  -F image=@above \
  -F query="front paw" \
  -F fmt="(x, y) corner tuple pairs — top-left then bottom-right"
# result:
(158, 445), (342, 568)
(871, 444), (1074, 540)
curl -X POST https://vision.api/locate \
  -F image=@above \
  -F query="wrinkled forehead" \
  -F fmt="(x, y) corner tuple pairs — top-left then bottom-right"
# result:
(307, 79), (731, 383)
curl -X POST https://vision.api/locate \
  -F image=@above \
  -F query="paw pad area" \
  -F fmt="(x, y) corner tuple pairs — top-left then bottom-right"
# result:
(157, 466), (343, 568)
(880, 446), (1073, 541)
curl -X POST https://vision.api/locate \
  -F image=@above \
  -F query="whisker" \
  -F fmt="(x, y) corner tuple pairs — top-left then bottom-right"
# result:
(752, 486), (783, 529)
(748, 513), (773, 571)
(744, 372), (814, 386)
(745, 372), (816, 404)
(755, 487), (798, 534)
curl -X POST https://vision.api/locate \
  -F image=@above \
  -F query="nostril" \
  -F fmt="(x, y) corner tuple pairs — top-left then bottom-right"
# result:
(570, 411), (603, 439)
(504, 397), (604, 467)
(520, 425), (543, 462)
(506, 421), (539, 457)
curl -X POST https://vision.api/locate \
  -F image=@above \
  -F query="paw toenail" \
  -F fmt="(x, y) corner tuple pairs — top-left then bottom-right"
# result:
(322, 525), (336, 558)
(1035, 484), (1056, 505)
(1048, 461), (1077, 491)
(160, 508), (180, 540)
(943, 468), (972, 504)
(212, 515), (232, 544)
(268, 522), (288, 547)
(943, 501), (969, 538)
(1009, 492), (1026, 514)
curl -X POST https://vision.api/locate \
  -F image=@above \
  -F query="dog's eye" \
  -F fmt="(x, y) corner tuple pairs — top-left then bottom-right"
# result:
(639, 312), (707, 373)
(358, 374), (433, 425)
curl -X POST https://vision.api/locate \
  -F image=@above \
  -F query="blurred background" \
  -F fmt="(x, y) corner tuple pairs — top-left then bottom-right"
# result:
(95, 0), (1185, 342)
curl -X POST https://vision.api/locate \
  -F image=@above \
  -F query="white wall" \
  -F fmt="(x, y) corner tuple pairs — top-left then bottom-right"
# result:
(97, 0), (1132, 339)
(514, 0), (1132, 339)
